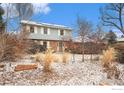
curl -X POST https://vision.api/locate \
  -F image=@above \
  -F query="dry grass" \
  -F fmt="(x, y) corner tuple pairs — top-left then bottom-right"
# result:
(43, 48), (54, 72)
(101, 47), (120, 79)
(53, 54), (61, 63)
(62, 52), (70, 64)
(34, 53), (44, 62)
(34, 49), (70, 72)
(101, 47), (116, 68)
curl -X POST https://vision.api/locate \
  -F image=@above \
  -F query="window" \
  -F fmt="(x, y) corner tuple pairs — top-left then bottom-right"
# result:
(30, 26), (34, 33)
(60, 29), (64, 35)
(43, 41), (47, 48)
(43, 27), (48, 34)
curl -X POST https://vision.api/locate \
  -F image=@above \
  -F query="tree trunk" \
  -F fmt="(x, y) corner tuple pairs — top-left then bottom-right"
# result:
(72, 53), (75, 63)
(82, 38), (85, 62)
(90, 45), (93, 62)
(90, 53), (93, 62)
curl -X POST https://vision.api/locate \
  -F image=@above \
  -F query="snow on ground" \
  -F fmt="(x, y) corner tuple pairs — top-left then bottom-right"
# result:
(0, 54), (124, 85)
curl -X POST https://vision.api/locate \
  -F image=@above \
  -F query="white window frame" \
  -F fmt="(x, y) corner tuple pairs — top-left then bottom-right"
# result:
(43, 27), (48, 34)
(34, 27), (38, 34)
(58, 29), (60, 36)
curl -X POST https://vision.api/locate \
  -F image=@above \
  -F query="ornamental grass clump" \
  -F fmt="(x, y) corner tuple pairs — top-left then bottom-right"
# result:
(62, 52), (70, 64)
(101, 47), (116, 68)
(34, 53), (43, 62)
(43, 48), (54, 72)
(101, 47), (120, 79)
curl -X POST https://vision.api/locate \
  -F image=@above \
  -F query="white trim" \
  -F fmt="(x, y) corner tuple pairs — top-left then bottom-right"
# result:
(40, 41), (43, 45)
(47, 41), (50, 48)
(34, 27), (37, 34)
(58, 29), (60, 36)
(48, 28), (50, 35)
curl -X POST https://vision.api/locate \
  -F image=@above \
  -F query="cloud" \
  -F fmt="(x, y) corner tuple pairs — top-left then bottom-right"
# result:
(33, 3), (51, 14)
(1, 3), (51, 19)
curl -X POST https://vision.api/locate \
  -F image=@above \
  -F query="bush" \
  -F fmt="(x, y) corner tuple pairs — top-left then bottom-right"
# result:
(113, 43), (124, 63)
(0, 31), (30, 62)
(29, 43), (46, 54)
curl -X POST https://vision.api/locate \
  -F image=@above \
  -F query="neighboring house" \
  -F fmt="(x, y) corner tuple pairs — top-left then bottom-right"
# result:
(116, 38), (124, 43)
(21, 20), (72, 52)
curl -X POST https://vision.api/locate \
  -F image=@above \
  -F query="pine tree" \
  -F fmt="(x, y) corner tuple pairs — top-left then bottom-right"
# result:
(105, 30), (117, 45)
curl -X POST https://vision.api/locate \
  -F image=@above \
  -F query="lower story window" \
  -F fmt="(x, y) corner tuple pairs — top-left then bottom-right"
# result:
(43, 41), (47, 48)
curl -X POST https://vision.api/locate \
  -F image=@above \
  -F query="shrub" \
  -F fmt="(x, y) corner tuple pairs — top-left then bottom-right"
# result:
(113, 43), (124, 63)
(0, 31), (30, 62)
(29, 42), (46, 54)
(117, 52), (124, 63)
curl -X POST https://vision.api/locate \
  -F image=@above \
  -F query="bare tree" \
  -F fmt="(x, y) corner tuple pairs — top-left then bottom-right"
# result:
(89, 24), (105, 43)
(76, 16), (93, 62)
(100, 3), (124, 34)
(88, 24), (105, 61)
(2, 3), (34, 31)
(14, 3), (33, 31)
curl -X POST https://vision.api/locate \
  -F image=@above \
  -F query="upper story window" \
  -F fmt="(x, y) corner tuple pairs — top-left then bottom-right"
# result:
(60, 29), (64, 35)
(43, 27), (48, 34)
(30, 26), (34, 33)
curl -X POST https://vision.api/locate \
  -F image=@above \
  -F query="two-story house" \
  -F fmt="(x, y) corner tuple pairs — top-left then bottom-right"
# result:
(21, 20), (72, 52)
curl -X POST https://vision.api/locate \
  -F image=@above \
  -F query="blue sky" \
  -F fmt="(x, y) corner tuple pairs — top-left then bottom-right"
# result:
(31, 3), (106, 30)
